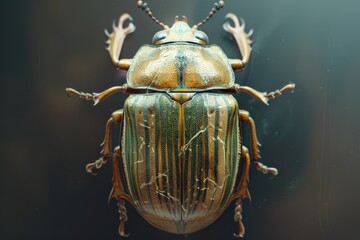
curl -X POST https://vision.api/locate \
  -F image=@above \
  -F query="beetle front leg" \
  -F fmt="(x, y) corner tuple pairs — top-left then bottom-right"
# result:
(223, 13), (253, 72)
(85, 110), (123, 175)
(239, 110), (278, 176)
(106, 13), (136, 70)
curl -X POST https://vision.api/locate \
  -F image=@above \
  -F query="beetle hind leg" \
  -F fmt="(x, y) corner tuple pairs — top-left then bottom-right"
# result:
(231, 145), (251, 237)
(234, 199), (245, 238)
(254, 162), (278, 176)
(110, 146), (132, 237)
(117, 199), (130, 237)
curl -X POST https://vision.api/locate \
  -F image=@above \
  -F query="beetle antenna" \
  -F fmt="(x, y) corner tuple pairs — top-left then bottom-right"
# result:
(137, 0), (168, 29)
(193, 1), (225, 29)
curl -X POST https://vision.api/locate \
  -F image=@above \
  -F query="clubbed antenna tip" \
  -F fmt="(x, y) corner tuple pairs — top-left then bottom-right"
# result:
(193, 1), (225, 29)
(137, 0), (168, 29)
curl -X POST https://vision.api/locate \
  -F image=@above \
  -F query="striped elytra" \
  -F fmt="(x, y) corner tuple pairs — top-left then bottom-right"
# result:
(122, 93), (240, 233)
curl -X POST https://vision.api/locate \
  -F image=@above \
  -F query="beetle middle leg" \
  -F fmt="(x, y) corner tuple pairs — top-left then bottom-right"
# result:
(221, 83), (296, 105)
(239, 110), (278, 176)
(86, 109), (124, 175)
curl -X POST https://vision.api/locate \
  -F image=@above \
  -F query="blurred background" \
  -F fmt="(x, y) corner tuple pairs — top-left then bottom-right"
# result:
(1, 0), (360, 239)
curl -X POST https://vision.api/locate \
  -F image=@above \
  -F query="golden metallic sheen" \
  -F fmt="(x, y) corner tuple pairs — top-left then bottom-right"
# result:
(127, 44), (234, 91)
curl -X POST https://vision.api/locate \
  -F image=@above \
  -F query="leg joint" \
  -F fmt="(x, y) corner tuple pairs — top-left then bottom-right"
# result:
(112, 109), (124, 124)
(239, 110), (250, 122)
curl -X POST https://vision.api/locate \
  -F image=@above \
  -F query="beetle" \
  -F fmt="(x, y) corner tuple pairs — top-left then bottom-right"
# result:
(66, 0), (295, 237)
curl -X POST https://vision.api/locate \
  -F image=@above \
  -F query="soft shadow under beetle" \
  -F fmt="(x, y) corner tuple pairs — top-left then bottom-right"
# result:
(67, 0), (295, 237)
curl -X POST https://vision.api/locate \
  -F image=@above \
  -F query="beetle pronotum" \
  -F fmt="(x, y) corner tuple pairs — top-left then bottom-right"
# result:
(67, 0), (295, 237)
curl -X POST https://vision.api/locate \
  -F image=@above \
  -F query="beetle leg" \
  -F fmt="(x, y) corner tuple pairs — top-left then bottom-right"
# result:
(66, 85), (128, 106)
(254, 161), (278, 176)
(117, 199), (130, 237)
(230, 146), (251, 202)
(234, 199), (245, 238)
(239, 83), (295, 104)
(85, 117), (113, 175)
(85, 110), (123, 175)
(109, 145), (132, 203)
(264, 83), (296, 100)
(89, 111), (132, 236)
(239, 110), (278, 176)
(221, 83), (295, 105)
(111, 146), (132, 237)
(106, 13), (136, 70)
(231, 146), (251, 237)
(239, 110), (261, 161)
(223, 13), (253, 72)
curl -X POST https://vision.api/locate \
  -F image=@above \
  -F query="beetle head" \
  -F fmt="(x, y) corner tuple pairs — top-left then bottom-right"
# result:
(153, 16), (209, 45)
(137, 1), (224, 45)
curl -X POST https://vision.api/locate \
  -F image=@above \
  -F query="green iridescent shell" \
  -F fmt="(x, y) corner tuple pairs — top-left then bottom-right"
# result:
(122, 93), (240, 233)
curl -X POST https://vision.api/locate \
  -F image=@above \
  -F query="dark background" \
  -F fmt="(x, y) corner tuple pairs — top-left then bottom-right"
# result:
(1, 0), (360, 239)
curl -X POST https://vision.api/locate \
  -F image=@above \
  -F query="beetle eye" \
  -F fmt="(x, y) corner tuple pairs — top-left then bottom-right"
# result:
(152, 30), (168, 44)
(194, 30), (209, 44)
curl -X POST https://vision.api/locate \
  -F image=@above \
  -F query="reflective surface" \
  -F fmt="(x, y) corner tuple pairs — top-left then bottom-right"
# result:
(1, 0), (360, 239)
